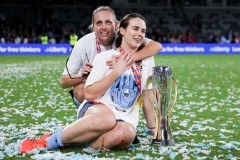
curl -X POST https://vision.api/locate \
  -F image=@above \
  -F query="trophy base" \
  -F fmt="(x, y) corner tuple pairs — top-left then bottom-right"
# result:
(151, 139), (161, 145)
(162, 138), (175, 146)
(151, 138), (175, 146)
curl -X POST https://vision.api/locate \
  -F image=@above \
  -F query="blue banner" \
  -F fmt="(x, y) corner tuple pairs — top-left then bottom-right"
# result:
(0, 44), (72, 55)
(0, 43), (239, 55)
(160, 43), (240, 54)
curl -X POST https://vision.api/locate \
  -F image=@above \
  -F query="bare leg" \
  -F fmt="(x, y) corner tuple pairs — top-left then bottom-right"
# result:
(89, 122), (136, 150)
(61, 104), (116, 144)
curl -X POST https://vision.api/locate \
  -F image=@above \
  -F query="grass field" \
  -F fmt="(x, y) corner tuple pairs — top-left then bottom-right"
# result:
(0, 55), (240, 159)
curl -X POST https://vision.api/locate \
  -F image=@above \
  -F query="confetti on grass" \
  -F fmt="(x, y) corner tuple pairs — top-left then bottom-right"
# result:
(1, 56), (240, 159)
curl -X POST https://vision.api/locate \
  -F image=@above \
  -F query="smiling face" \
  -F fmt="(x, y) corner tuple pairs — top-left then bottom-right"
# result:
(92, 10), (117, 46)
(120, 17), (146, 51)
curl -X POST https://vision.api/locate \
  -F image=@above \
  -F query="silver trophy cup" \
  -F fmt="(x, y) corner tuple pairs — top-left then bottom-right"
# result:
(151, 66), (177, 146)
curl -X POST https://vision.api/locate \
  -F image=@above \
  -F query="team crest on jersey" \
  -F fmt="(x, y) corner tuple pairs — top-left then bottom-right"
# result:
(110, 73), (138, 111)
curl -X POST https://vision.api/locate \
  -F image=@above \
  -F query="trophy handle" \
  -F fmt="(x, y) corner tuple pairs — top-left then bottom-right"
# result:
(154, 89), (161, 141)
(167, 78), (177, 118)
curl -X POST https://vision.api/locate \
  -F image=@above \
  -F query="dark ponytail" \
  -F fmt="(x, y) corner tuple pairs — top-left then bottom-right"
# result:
(115, 32), (122, 48)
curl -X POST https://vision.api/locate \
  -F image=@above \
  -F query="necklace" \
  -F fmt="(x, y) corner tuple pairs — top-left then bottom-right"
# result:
(119, 46), (142, 94)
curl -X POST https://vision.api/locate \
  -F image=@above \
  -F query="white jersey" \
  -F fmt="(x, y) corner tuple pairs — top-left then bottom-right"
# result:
(62, 32), (151, 75)
(78, 49), (155, 128)
(63, 32), (114, 75)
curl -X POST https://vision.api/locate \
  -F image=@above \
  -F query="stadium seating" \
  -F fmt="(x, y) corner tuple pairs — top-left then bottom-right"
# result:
(0, 0), (239, 43)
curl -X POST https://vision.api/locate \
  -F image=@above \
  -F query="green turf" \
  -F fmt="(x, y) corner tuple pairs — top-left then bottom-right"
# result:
(0, 55), (239, 159)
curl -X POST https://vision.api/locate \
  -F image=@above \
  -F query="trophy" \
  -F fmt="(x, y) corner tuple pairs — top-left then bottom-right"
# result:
(150, 66), (177, 146)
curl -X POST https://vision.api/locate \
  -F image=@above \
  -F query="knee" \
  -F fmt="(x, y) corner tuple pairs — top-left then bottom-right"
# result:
(109, 124), (136, 148)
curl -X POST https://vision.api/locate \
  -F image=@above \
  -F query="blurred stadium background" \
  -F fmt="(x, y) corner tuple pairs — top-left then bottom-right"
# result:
(0, 0), (240, 45)
(1, 1), (240, 159)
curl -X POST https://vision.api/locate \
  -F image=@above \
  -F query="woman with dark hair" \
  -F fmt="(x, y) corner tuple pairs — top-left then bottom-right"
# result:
(61, 6), (162, 108)
(20, 13), (155, 152)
